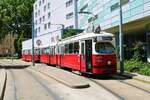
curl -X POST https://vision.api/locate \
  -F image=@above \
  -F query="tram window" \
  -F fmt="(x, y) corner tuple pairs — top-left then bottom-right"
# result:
(69, 43), (73, 54)
(41, 48), (44, 54)
(52, 47), (55, 54)
(49, 47), (52, 54)
(27, 50), (29, 54)
(46, 48), (50, 54)
(95, 42), (115, 54)
(74, 42), (79, 54)
(81, 43), (84, 54)
(65, 44), (69, 54)
(61, 46), (65, 54)
(58, 46), (63, 54)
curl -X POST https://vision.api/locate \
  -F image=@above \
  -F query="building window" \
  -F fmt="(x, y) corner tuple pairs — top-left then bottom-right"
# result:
(35, 12), (37, 18)
(42, 0), (45, 4)
(44, 5), (46, 12)
(39, 1), (41, 6)
(35, 20), (38, 25)
(66, 0), (73, 7)
(66, 25), (74, 29)
(48, 3), (50, 9)
(121, 0), (129, 5)
(111, 0), (129, 11)
(48, 22), (51, 29)
(66, 12), (73, 20)
(44, 24), (47, 30)
(35, 4), (37, 10)
(38, 10), (40, 15)
(48, 12), (51, 19)
(38, 27), (41, 32)
(51, 37), (54, 42)
(43, 16), (45, 22)
(111, 3), (119, 11)
(80, 4), (88, 12)
(35, 28), (38, 34)
(39, 18), (42, 23)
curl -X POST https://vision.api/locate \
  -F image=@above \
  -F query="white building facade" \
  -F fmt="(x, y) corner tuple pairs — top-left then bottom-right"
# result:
(22, 0), (78, 52)
(33, 0), (78, 43)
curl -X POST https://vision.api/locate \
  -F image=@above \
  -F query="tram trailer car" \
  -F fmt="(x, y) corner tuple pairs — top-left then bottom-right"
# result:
(40, 47), (50, 64)
(22, 40), (40, 62)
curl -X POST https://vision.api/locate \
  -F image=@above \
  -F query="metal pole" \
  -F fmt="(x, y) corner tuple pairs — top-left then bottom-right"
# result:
(74, 0), (78, 29)
(61, 24), (65, 39)
(119, 0), (124, 74)
(10, 31), (13, 62)
(32, 12), (35, 66)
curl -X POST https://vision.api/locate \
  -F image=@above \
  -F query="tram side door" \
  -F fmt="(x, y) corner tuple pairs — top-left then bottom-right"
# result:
(85, 40), (92, 72)
(80, 40), (92, 72)
(81, 41), (86, 72)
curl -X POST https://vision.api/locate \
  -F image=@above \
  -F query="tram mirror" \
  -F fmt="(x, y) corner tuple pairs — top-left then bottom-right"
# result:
(94, 37), (97, 42)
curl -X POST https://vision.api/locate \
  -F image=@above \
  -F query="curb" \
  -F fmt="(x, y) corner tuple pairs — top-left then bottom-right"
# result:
(0, 69), (7, 100)
(30, 67), (90, 89)
(132, 77), (150, 84)
(116, 72), (150, 84)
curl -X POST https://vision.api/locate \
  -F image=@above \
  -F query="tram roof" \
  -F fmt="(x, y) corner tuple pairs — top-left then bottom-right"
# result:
(59, 31), (114, 44)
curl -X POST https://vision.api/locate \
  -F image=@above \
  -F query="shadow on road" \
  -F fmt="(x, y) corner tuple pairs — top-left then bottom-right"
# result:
(83, 74), (133, 80)
(0, 65), (30, 69)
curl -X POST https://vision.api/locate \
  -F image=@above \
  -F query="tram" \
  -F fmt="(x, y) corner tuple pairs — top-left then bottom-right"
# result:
(56, 32), (116, 74)
(22, 31), (117, 74)
(22, 48), (40, 62)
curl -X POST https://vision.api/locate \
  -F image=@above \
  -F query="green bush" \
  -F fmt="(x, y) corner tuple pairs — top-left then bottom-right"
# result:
(125, 59), (150, 76)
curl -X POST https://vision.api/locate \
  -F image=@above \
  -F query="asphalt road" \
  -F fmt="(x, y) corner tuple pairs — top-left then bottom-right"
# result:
(3, 68), (119, 100)
(1, 59), (149, 100)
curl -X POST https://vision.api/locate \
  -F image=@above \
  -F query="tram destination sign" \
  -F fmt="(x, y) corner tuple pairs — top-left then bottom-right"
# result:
(97, 36), (113, 41)
(102, 37), (113, 41)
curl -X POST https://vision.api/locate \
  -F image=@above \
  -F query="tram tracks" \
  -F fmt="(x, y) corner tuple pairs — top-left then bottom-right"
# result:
(118, 80), (150, 94)
(88, 78), (125, 100)
(87, 76), (150, 100)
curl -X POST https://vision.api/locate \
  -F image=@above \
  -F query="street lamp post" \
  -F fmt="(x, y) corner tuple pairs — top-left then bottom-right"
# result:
(10, 31), (13, 62)
(32, 12), (35, 66)
(78, 11), (96, 32)
(119, 0), (124, 74)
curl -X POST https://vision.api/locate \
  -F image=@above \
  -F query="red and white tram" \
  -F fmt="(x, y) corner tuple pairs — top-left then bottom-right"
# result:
(22, 31), (117, 74)
(56, 32), (116, 74)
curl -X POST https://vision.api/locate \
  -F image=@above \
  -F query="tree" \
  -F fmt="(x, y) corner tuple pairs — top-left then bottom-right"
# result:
(0, 0), (34, 56)
(63, 29), (83, 39)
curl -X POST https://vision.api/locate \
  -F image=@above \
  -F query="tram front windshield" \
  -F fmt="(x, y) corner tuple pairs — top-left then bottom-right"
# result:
(95, 42), (115, 54)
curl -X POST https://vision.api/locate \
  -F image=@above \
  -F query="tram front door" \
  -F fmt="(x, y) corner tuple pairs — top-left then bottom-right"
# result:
(81, 40), (92, 73)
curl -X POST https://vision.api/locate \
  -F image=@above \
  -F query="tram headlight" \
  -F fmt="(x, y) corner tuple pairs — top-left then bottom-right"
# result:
(107, 60), (112, 65)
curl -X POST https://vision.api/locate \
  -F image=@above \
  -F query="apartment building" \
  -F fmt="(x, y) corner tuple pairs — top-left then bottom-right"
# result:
(33, 0), (78, 42)
(78, 0), (150, 62)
